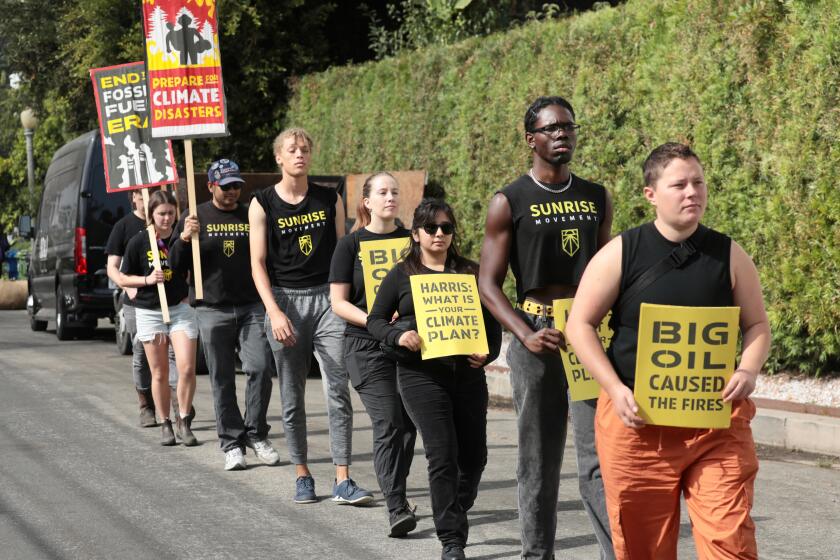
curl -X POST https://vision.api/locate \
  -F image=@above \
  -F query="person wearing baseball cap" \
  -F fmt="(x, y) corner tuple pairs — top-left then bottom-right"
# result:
(171, 158), (280, 470)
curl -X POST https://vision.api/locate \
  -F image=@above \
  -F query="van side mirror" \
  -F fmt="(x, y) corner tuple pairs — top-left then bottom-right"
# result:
(18, 215), (33, 239)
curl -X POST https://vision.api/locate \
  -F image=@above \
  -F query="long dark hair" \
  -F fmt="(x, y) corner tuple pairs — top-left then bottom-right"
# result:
(399, 198), (477, 276)
(352, 171), (397, 232)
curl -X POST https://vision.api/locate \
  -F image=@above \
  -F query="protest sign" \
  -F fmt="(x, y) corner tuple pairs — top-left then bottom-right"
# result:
(90, 62), (178, 193)
(360, 237), (410, 311)
(142, 0), (227, 139)
(552, 298), (613, 401)
(410, 274), (488, 360)
(634, 304), (740, 428)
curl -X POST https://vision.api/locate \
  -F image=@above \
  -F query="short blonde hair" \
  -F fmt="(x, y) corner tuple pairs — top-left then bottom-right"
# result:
(272, 127), (314, 156)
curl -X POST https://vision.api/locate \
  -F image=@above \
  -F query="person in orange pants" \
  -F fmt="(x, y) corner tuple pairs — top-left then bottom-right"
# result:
(566, 142), (771, 560)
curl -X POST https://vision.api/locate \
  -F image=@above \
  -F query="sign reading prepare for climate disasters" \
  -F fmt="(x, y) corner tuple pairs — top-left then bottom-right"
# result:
(142, 0), (228, 138)
(634, 304), (740, 429)
(552, 298), (613, 401)
(410, 274), (489, 360)
(90, 62), (178, 193)
(360, 237), (410, 311)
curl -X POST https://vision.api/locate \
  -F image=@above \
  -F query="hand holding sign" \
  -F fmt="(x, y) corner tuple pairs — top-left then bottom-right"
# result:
(553, 298), (613, 401)
(398, 330), (422, 352)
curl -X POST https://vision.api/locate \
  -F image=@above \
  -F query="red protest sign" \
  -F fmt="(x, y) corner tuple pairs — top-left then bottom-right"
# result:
(142, 0), (228, 139)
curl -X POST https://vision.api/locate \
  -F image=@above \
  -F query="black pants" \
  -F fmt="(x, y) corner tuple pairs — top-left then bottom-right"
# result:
(397, 358), (488, 547)
(345, 336), (417, 514)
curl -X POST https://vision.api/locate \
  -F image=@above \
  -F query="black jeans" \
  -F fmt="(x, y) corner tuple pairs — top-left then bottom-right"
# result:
(345, 336), (417, 514)
(397, 358), (488, 547)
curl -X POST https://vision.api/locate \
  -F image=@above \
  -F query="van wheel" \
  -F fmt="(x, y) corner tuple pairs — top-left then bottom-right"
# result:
(55, 287), (74, 341)
(114, 305), (132, 355)
(30, 316), (48, 331)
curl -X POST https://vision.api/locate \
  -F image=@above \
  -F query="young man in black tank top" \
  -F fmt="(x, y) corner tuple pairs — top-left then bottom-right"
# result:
(249, 128), (373, 506)
(479, 97), (614, 560)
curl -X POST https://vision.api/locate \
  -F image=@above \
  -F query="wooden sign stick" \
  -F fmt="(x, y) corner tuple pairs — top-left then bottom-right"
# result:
(183, 139), (203, 299)
(141, 187), (170, 323)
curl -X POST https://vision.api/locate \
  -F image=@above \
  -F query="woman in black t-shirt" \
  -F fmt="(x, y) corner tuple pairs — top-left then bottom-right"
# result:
(119, 190), (199, 447)
(328, 172), (417, 537)
(367, 199), (502, 560)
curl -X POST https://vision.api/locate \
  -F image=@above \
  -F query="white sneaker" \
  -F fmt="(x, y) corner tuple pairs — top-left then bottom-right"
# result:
(252, 439), (281, 465)
(224, 448), (247, 471)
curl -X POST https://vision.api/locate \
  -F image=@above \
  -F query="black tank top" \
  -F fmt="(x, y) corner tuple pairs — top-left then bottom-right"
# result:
(254, 183), (338, 288)
(499, 174), (606, 302)
(607, 222), (733, 389)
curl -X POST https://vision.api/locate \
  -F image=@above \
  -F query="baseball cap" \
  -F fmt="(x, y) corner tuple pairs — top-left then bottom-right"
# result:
(208, 159), (246, 186)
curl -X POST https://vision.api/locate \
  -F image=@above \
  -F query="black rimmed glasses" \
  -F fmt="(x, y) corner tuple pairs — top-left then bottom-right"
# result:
(422, 222), (455, 235)
(530, 122), (581, 137)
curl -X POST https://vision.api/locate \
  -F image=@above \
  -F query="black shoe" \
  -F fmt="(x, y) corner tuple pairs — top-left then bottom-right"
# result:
(175, 416), (198, 446)
(388, 507), (417, 538)
(441, 544), (466, 560)
(160, 419), (176, 446)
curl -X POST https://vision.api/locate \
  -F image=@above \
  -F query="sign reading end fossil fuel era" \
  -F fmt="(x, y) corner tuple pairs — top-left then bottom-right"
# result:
(634, 304), (740, 429)
(410, 273), (488, 360)
(142, 0), (228, 138)
(90, 62), (178, 193)
(360, 238), (410, 311)
(552, 298), (613, 401)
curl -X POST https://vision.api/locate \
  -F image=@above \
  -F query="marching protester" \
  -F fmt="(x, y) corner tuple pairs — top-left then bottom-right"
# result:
(566, 143), (770, 560)
(328, 172), (418, 536)
(478, 96), (614, 559)
(119, 190), (199, 446)
(171, 159), (278, 471)
(105, 188), (182, 428)
(367, 198), (502, 560)
(249, 127), (373, 504)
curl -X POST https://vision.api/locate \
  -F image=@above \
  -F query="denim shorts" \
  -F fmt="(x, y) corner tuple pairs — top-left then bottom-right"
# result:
(136, 303), (198, 342)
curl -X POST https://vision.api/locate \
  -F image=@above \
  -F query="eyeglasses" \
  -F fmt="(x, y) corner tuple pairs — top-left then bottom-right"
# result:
(530, 122), (581, 137)
(217, 183), (243, 192)
(422, 222), (455, 235)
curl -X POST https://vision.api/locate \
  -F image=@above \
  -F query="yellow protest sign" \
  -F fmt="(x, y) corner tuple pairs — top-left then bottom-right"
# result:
(553, 298), (613, 401)
(410, 273), (489, 360)
(360, 237), (410, 311)
(634, 304), (740, 428)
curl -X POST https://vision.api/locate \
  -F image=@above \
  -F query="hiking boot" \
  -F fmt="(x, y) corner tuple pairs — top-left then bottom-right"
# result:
(332, 478), (374, 506)
(175, 415), (198, 446)
(224, 448), (247, 471)
(170, 387), (196, 422)
(136, 388), (156, 427)
(294, 475), (317, 504)
(441, 544), (466, 560)
(388, 507), (417, 537)
(250, 439), (281, 465)
(160, 419), (176, 446)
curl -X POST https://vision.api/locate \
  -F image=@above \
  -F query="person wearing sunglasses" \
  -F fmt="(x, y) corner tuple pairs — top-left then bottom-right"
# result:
(171, 159), (279, 470)
(367, 198), (502, 560)
(479, 96), (615, 560)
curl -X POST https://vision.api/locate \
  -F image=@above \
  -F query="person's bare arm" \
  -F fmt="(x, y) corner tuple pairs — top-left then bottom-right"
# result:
(598, 189), (614, 248)
(478, 193), (562, 353)
(330, 283), (367, 327)
(722, 241), (771, 402)
(335, 197), (346, 239)
(249, 199), (296, 346)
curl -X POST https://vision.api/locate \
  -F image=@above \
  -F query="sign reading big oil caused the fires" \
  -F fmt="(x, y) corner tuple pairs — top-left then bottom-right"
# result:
(552, 299), (613, 401)
(142, 0), (228, 138)
(90, 62), (178, 193)
(410, 274), (489, 360)
(634, 304), (740, 428)
(360, 238), (410, 311)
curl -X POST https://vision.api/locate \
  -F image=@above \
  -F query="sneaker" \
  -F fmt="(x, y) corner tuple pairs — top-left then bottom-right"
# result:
(441, 543), (466, 560)
(294, 475), (318, 504)
(332, 478), (374, 506)
(224, 448), (247, 471)
(250, 439), (281, 465)
(388, 507), (417, 538)
(160, 419), (176, 446)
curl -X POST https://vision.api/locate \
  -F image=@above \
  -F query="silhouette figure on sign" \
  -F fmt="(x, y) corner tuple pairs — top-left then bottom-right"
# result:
(165, 13), (212, 65)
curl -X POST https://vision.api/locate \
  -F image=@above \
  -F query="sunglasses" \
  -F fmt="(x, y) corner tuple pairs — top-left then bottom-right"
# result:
(421, 222), (454, 235)
(217, 183), (243, 192)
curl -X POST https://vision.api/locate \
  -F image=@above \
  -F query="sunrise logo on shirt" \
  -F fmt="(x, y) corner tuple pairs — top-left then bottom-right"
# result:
(299, 234), (313, 255)
(223, 239), (235, 257)
(561, 228), (580, 257)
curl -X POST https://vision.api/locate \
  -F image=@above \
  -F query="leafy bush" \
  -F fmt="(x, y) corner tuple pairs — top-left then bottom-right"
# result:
(288, 0), (840, 375)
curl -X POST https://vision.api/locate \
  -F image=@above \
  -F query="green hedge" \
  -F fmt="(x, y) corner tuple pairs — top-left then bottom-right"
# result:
(287, 0), (840, 375)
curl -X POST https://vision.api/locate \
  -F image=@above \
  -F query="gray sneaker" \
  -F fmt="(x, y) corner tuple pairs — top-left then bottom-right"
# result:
(251, 439), (281, 465)
(224, 448), (247, 471)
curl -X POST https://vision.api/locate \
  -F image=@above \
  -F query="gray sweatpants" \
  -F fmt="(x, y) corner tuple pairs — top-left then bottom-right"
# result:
(265, 284), (352, 465)
(125, 304), (177, 390)
(507, 310), (613, 560)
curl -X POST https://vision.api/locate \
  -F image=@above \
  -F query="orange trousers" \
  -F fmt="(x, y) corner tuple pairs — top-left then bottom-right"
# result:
(595, 392), (759, 560)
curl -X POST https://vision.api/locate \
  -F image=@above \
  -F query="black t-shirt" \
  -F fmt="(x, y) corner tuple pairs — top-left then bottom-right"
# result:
(499, 174), (606, 302)
(171, 201), (260, 307)
(253, 183), (338, 288)
(328, 226), (410, 339)
(105, 212), (146, 257)
(122, 231), (189, 310)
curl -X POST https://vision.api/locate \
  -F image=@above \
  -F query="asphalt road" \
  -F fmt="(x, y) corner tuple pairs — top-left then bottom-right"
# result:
(0, 310), (838, 560)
